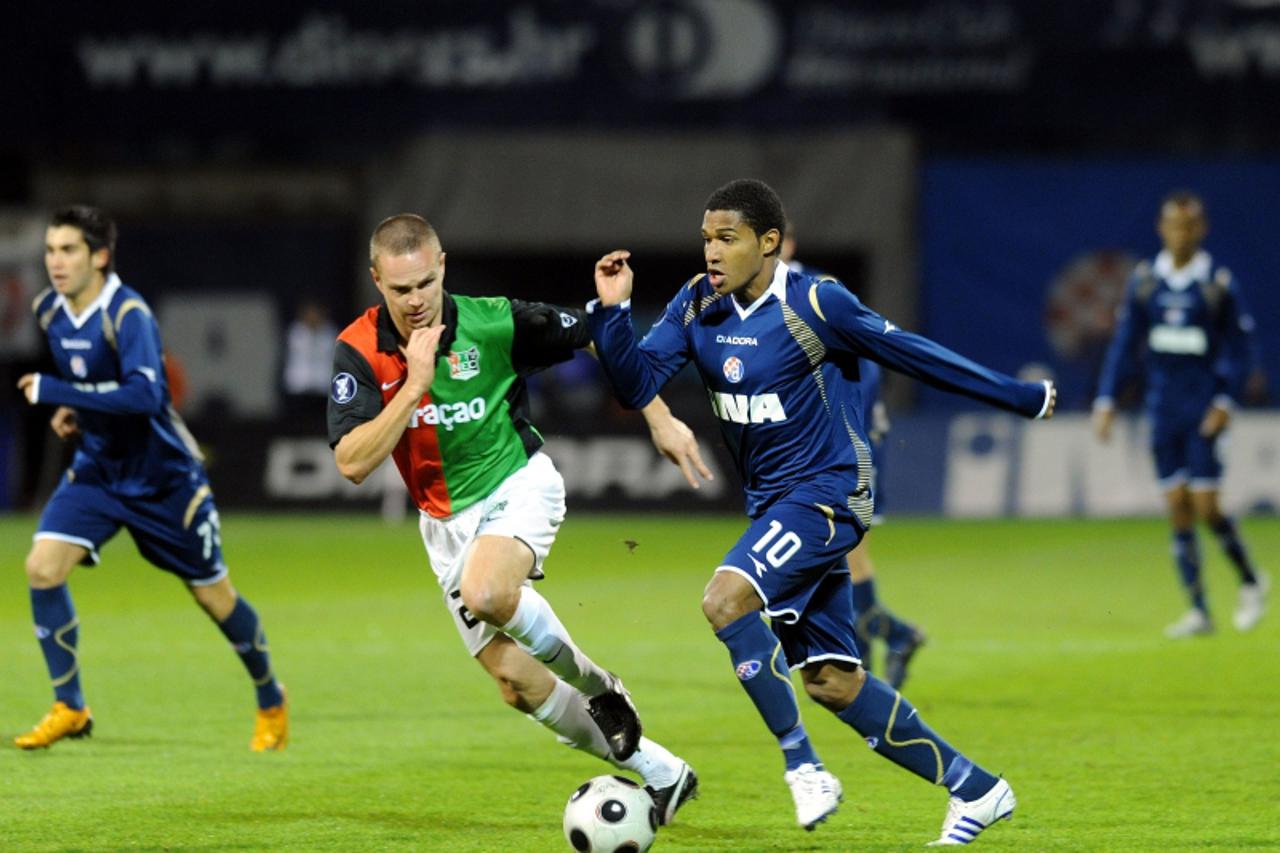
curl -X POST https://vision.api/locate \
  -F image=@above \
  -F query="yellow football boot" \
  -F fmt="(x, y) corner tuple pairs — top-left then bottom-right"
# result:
(250, 688), (288, 752)
(14, 702), (93, 750)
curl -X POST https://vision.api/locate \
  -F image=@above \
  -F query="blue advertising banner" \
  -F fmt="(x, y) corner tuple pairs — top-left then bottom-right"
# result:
(6, 2), (1280, 149)
(919, 160), (1280, 411)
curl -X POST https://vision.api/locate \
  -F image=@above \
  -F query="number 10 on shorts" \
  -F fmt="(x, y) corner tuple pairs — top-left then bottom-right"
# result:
(752, 520), (802, 569)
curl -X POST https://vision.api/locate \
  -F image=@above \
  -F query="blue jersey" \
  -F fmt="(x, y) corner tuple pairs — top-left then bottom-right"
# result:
(31, 274), (203, 497)
(1095, 250), (1257, 429)
(590, 262), (1050, 518)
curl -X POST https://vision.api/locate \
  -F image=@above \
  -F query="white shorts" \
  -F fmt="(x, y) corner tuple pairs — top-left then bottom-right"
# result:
(418, 451), (566, 656)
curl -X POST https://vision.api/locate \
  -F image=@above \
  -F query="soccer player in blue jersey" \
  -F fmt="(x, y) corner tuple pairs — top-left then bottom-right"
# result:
(588, 179), (1056, 845)
(1093, 191), (1267, 638)
(13, 205), (288, 751)
(780, 231), (927, 688)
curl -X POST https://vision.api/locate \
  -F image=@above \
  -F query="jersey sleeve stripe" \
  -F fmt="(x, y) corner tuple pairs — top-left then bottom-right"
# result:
(807, 283), (828, 322)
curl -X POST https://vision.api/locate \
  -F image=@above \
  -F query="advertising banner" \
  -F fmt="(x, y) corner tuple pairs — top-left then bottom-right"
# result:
(7, 2), (1280, 145)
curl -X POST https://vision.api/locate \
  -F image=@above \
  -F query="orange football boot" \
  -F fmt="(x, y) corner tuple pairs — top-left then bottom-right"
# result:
(14, 701), (93, 750)
(250, 687), (288, 752)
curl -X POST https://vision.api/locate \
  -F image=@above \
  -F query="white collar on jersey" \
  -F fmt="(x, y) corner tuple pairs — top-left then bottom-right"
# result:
(1154, 250), (1211, 292)
(55, 273), (123, 329)
(731, 259), (789, 321)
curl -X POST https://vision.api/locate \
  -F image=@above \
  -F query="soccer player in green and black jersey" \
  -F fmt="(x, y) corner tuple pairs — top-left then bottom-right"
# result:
(327, 214), (705, 825)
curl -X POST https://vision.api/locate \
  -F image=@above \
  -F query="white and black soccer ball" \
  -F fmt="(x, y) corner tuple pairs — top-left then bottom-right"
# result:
(562, 775), (658, 853)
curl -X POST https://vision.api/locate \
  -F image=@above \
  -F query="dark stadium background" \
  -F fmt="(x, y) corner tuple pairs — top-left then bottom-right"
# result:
(2, 0), (1278, 517)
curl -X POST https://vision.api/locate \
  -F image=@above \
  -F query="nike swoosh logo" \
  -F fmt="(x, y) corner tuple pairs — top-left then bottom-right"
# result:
(381, 378), (403, 390)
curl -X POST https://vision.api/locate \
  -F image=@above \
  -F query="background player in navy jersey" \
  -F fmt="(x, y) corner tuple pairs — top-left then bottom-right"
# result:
(13, 205), (288, 751)
(780, 229), (927, 688)
(589, 179), (1056, 845)
(1093, 191), (1267, 638)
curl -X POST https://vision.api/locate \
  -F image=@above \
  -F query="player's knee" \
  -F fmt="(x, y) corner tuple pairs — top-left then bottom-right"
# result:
(460, 580), (518, 627)
(701, 588), (743, 631)
(24, 551), (70, 588)
(701, 573), (757, 630)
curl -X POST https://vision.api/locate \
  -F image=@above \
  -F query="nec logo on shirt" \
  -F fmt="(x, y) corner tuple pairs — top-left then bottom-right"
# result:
(710, 392), (787, 424)
(447, 346), (480, 380)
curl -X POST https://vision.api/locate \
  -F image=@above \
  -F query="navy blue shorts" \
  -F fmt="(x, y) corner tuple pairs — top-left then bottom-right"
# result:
(35, 471), (227, 585)
(719, 487), (866, 670)
(1152, 421), (1222, 491)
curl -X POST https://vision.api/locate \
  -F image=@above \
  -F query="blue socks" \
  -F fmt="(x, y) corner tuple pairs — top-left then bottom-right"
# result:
(837, 673), (998, 801)
(1172, 529), (1206, 611)
(217, 597), (284, 709)
(31, 585), (84, 710)
(1211, 517), (1259, 586)
(716, 612), (821, 771)
(852, 578), (917, 653)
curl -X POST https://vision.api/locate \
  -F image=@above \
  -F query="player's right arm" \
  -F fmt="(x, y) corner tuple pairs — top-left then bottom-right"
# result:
(588, 250), (694, 409)
(19, 301), (166, 416)
(331, 325), (444, 485)
(1092, 274), (1147, 441)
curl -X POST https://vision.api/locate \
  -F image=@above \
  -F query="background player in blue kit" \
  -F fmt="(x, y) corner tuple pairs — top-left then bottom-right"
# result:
(589, 180), (1056, 845)
(845, 359), (928, 687)
(1093, 191), (1267, 638)
(781, 230), (927, 688)
(14, 205), (288, 751)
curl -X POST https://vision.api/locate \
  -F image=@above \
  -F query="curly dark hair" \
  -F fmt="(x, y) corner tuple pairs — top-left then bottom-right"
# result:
(704, 179), (787, 256)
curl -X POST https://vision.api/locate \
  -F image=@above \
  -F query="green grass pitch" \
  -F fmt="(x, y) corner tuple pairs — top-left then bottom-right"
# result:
(2, 512), (1277, 851)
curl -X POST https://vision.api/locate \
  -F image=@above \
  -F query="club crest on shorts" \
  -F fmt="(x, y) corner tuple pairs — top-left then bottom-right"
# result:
(448, 346), (480, 380)
(736, 660), (762, 681)
(723, 356), (745, 383)
(331, 372), (357, 404)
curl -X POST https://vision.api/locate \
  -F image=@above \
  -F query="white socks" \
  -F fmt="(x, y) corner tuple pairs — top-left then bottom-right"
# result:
(502, 587), (611, 698)
(529, 678), (681, 789)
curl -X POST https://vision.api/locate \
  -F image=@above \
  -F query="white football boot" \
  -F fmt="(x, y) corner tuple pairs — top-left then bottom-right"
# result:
(783, 762), (842, 830)
(927, 777), (1016, 846)
(1233, 572), (1270, 632)
(1164, 608), (1213, 639)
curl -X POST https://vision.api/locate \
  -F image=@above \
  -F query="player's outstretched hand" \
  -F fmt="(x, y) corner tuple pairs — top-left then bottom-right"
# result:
(1199, 404), (1230, 438)
(649, 413), (714, 490)
(50, 406), (80, 440)
(403, 324), (446, 396)
(1042, 381), (1058, 419)
(595, 250), (634, 307)
(1092, 404), (1114, 441)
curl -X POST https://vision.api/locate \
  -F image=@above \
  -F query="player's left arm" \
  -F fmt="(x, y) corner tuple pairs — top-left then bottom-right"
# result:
(18, 305), (166, 415)
(511, 298), (711, 487)
(638, 396), (714, 490)
(510, 299), (593, 373)
(809, 281), (1055, 419)
(1203, 275), (1259, 437)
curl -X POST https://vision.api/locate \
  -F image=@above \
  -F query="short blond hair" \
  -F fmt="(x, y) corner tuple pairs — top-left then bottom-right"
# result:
(370, 214), (440, 267)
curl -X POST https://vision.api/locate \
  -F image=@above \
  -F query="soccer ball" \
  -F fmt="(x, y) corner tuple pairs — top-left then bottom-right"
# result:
(562, 775), (658, 852)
